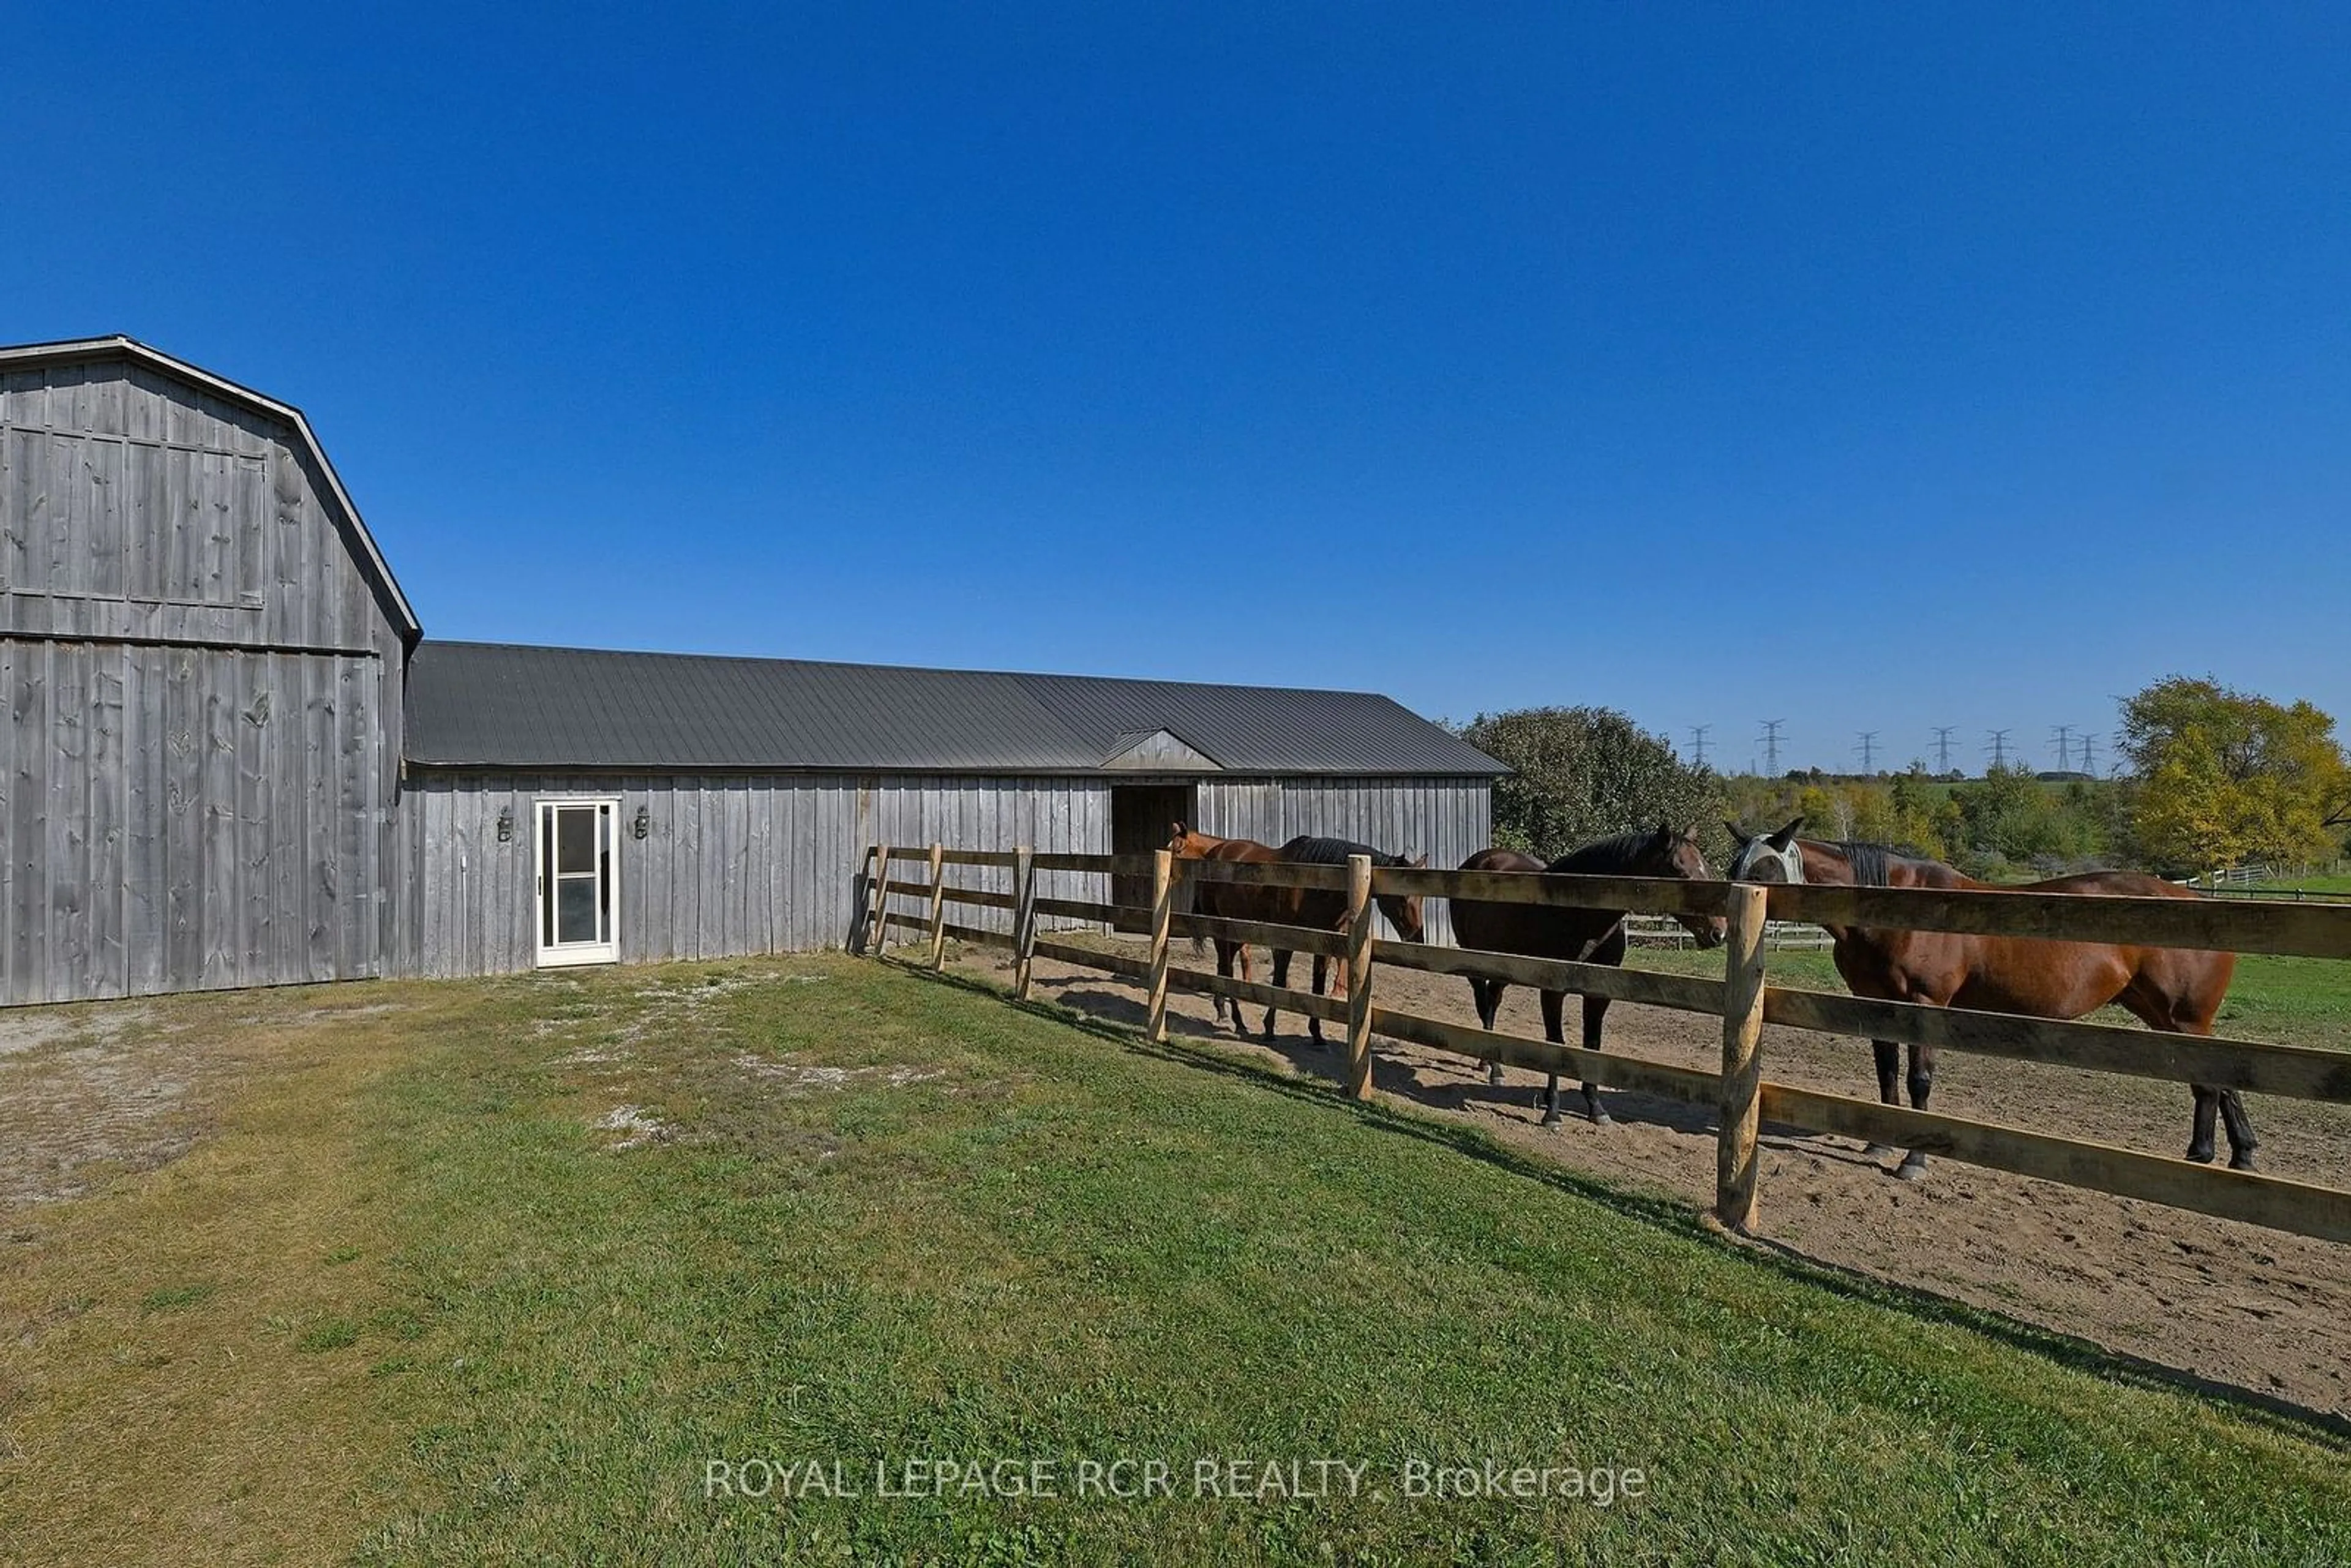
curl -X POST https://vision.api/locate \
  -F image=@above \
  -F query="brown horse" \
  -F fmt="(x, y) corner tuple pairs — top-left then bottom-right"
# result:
(1725, 818), (2249, 1177)
(1168, 823), (1427, 1047)
(1450, 827), (1727, 1127)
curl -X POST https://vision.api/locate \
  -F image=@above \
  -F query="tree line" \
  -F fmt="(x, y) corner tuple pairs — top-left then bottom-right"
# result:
(1453, 678), (2350, 881)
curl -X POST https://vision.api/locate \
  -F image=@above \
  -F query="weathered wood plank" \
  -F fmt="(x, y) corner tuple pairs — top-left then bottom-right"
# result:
(1761, 986), (2351, 1104)
(0, 639), (17, 999)
(1376, 866), (1725, 920)
(1034, 850), (1159, 874)
(1759, 1083), (2351, 1244)
(1034, 936), (1153, 982)
(1183, 858), (1352, 891)
(1378, 939), (1723, 1013)
(1368, 1006), (1719, 1104)
(1169, 966), (1351, 1024)
(48, 642), (91, 1000)
(1171, 909), (1348, 958)
(1768, 882), (2351, 961)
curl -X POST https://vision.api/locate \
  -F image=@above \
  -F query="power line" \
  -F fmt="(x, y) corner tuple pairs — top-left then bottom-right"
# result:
(1759, 719), (1784, 776)
(1854, 731), (1878, 773)
(1931, 727), (1957, 773)
(1985, 729), (2011, 770)
(1689, 725), (1710, 769)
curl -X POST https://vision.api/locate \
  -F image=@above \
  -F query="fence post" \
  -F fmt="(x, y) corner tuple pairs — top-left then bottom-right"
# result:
(927, 842), (948, 970)
(1011, 845), (1037, 1000)
(1716, 881), (1769, 1232)
(1344, 853), (1376, 1101)
(868, 844), (892, 956)
(1147, 850), (1174, 1041)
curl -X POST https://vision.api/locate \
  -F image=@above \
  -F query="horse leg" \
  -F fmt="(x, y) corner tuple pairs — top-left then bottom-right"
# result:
(1307, 954), (1329, 1051)
(1893, 1042), (1937, 1181)
(1862, 1039), (1902, 1157)
(1578, 994), (1613, 1125)
(1471, 980), (1506, 1085)
(2186, 1086), (2221, 1165)
(2218, 1088), (2260, 1171)
(1537, 990), (1565, 1127)
(1212, 940), (1237, 1026)
(1264, 948), (1289, 1039)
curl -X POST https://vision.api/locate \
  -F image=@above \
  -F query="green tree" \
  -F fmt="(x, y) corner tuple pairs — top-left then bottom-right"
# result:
(2120, 677), (2351, 871)
(1455, 707), (1725, 860)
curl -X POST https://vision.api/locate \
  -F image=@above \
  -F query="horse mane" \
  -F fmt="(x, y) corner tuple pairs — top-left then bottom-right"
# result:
(1280, 835), (1412, 869)
(1547, 830), (1662, 876)
(1826, 840), (1947, 887)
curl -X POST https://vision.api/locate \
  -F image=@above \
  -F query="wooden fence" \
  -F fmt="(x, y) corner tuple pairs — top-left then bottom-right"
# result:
(855, 843), (2351, 1246)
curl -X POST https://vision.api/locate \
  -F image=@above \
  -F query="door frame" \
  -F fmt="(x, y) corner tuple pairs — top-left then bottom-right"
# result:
(534, 795), (622, 967)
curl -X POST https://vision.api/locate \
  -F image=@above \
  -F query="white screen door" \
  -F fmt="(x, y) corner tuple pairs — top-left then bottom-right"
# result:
(536, 798), (620, 966)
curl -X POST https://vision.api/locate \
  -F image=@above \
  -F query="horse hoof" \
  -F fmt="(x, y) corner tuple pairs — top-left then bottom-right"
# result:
(1894, 1155), (1929, 1182)
(2229, 1154), (2259, 1172)
(1538, 1110), (1564, 1129)
(1587, 1107), (1613, 1127)
(1486, 1066), (1504, 1087)
(2185, 1147), (2216, 1165)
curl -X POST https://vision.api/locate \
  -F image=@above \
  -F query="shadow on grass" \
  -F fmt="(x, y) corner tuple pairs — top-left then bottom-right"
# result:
(884, 955), (2351, 1450)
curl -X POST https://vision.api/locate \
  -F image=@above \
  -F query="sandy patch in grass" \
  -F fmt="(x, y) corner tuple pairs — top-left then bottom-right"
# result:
(594, 1103), (675, 1149)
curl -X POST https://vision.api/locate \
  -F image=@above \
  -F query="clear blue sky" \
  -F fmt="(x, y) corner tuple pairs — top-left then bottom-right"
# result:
(7, 4), (2345, 775)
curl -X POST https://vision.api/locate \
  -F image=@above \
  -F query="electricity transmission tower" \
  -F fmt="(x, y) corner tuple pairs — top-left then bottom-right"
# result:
(1689, 725), (1710, 768)
(1854, 731), (1878, 773)
(1931, 727), (1957, 773)
(1986, 729), (2011, 769)
(2079, 733), (2102, 776)
(1759, 719), (1784, 775)
(2052, 725), (2074, 771)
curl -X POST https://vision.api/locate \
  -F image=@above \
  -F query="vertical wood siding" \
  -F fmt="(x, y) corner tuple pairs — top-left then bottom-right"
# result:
(1, 640), (386, 1003)
(396, 772), (1493, 978)
(394, 773), (1127, 978)
(1, 359), (406, 1006)
(1193, 775), (1492, 945)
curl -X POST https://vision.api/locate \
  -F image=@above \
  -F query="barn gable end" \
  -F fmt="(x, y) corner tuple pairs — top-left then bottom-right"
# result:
(0, 337), (416, 1004)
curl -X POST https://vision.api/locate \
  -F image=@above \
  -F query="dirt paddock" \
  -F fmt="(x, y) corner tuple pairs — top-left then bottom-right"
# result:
(963, 941), (2351, 1423)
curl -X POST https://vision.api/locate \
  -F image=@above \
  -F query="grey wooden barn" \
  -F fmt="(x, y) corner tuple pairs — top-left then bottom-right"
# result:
(1, 337), (1502, 1006)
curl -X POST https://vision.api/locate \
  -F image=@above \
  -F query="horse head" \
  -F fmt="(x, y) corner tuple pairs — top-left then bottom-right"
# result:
(1725, 817), (1806, 884)
(1375, 853), (1428, 943)
(1168, 821), (1224, 860)
(1644, 823), (1728, 948)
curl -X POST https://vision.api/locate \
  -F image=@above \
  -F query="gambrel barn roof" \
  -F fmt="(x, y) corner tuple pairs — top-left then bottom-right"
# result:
(0, 336), (422, 643)
(405, 640), (1507, 777)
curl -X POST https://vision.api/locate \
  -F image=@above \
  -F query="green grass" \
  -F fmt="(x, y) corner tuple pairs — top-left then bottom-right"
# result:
(2240, 873), (2351, 897)
(1634, 946), (2351, 1052)
(10, 956), (2351, 1564)
(352, 959), (2350, 1562)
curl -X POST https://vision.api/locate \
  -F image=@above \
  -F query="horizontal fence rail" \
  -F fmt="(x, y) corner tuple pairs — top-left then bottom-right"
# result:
(1768, 882), (2351, 961)
(857, 842), (2351, 1249)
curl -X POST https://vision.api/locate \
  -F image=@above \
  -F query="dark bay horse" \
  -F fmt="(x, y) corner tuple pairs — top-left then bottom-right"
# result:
(1725, 819), (2248, 1177)
(1168, 823), (1426, 1047)
(1450, 827), (1727, 1127)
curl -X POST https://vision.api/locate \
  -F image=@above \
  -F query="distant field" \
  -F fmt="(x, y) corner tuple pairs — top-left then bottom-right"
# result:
(2238, 872), (2351, 898)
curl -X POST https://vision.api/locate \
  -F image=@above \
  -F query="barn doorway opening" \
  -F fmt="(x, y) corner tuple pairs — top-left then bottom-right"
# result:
(1110, 784), (1197, 915)
(536, 798), (620, 966)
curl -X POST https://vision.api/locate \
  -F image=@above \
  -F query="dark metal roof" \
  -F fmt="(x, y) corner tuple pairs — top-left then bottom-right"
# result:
(404, 642), (1507, 777)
